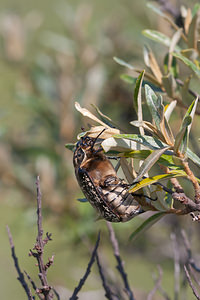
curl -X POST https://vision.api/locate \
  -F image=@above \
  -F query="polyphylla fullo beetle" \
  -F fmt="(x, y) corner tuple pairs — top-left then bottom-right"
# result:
(73, 130), (144, 222)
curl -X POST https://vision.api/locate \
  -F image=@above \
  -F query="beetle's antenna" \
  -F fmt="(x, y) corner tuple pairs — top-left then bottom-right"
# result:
(91, 128), (107, 150)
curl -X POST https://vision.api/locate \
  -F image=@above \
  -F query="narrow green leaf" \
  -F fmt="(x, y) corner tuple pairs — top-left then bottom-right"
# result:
(164, 54), (179, 77)
(123, 150), (176, 168)
(192, 3), (200, 18)
(188, 10), (199, 48)
(113, 133), (167, 150)
(142, 30), (181, 51)
(145, 84), (164, 130)
(120, 74), (137, 84)
(187, 148), (200, 167)
(130, 170), (188, 193)
(164, 101), (177, 121)
(172, 52), (200, 78)
(185, 97), (198, 123)
(101, 137), (138, 153)
(174, 116), (192, 154)
(65, 143), (76, 151)
(91, 104), (120, 129)
(181, 49), (198, 60)
(113, 56), (134, 69)
(129, 212), (166, 241)
(174, 98), (198, 154)
(134, 147), (170, 182)
(134, 70), (145, 116)
(146, 3), (165, 17)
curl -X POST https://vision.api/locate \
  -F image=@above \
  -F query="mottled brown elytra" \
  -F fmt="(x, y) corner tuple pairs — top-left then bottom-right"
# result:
(73, 130), (144, 222)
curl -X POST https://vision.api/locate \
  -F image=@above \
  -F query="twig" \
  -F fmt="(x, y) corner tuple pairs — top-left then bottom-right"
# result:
(96, 252), (116, 300)
(147, 265), (165, 300)
(181, 230), (200, 273)
(69, 232), (101, 300)
(24, 271), (39, 300)
(184, 265), (200, 300)
(163, 167), (200, 214)
(6, 225), (34, 300)
(29, 176), (54, 300)
(52, 288), (61, 300)
(106, 222), (135, 300)
(171, 233), (180, 300)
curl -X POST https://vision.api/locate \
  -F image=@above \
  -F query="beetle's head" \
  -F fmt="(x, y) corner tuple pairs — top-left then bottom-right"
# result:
(73, 128), (106, 168)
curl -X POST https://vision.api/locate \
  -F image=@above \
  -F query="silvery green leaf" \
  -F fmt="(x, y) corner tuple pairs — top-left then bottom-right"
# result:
(164, 101), (177, 121)
(172, 52), (200, 78)
(187, 148), (200, 167)
(129, 212), (166, 241)
(113, 134), (167, 150)
(65, 143), (76, 151)
(142, 30), (181, 51)
(145, 84), (164, 130)
(134, 70), (145, 115)
(101, 137), (138, 153)
(174, 116), (192, 154)
(174, 98), (198, 154)
(133, 147), (170, 182)
(113, 57), (134, 69)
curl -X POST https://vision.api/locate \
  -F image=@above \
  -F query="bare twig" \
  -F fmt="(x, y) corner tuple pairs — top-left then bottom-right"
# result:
(189, 265), (200, 287)
(6, 225), (34, 300)
(106, 222), (135, 300)
(52, 288), (61, 300)
(69, 232), (101, 300)
(96, 252), (116, 300)
(29, 176), (54, 300)
(147, 265), (170, 300)
(171, 233), (180, 300)
(24, 271), (39, 300)
(184, 265), (200, 300)
(160, 167), (200, 215)
(181, 230), (200, 273)
(147, 265), (162, 300)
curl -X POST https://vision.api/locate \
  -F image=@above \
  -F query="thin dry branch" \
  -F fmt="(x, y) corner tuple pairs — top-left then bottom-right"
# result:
(147, 265), (170, 300)
(6, 225), (34, 300)
(171, 233), (180, 300)
(181, 230), (200, 273)
(28, 176), (53, 300)
(184, 265), (200, 300)
(96, 252), (116, 300)
(163, 167), (200, 215)
(106, 222), (135, 300)
(69, 232), (101, 300)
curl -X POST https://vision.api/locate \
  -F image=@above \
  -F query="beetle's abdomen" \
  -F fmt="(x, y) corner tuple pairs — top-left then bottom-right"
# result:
(76, 167), (120, 222)
(76, 167), (143, 222)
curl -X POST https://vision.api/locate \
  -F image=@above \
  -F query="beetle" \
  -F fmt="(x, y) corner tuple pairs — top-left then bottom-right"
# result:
(73, 130), (144, 222)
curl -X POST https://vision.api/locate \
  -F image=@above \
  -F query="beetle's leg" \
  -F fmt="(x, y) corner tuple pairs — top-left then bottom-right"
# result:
(132, 193), (157, 201)
(99, 176), (119, 187)
(91, 128), (106, 150)
(107, 156), (120, 160)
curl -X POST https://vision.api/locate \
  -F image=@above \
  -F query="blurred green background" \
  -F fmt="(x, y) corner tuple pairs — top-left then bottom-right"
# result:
(0, 0), (199, 299)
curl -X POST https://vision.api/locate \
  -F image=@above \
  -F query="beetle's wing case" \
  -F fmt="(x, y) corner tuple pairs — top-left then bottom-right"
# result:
(76, 166), (121, 222)
(98, 177), (143, 222)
